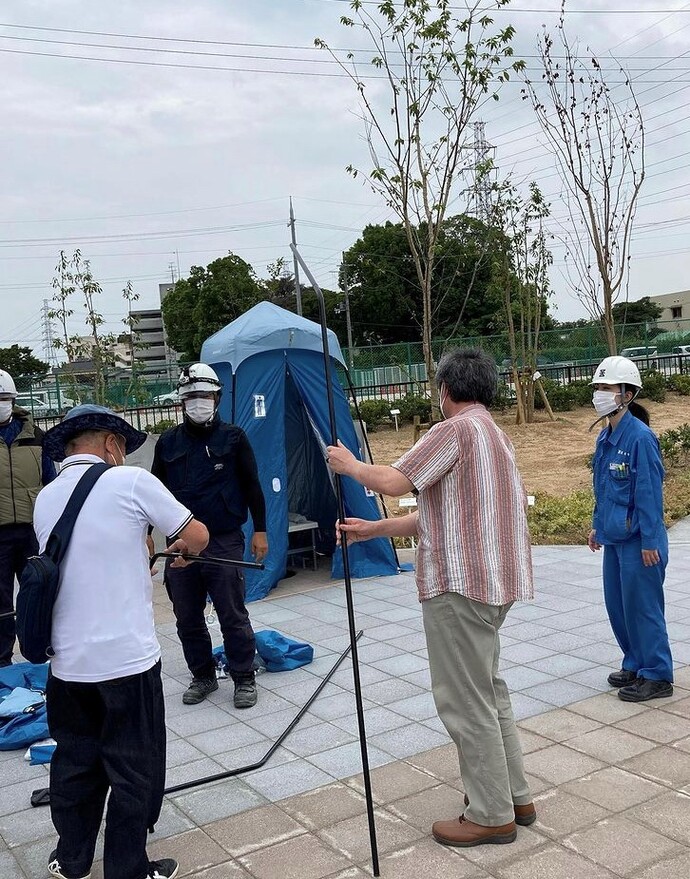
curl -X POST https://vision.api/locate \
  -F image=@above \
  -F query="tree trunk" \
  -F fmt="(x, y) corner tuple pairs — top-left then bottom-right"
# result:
(422, 273), (439, 420)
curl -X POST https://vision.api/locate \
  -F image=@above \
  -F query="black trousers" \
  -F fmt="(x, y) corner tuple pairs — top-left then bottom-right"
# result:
(0, 522), (38, 665)
(46, 662), (166, 879)
(165, 531), (256, 682)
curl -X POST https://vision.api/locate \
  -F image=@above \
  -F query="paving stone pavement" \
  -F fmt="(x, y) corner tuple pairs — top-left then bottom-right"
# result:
(2, 522), (690, 878)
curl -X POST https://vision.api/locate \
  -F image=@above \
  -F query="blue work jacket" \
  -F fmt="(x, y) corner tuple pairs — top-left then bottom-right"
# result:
(592, 410), (666, 550)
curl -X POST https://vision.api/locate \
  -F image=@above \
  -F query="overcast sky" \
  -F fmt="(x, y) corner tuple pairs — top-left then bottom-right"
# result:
(2, 0), (689, 361)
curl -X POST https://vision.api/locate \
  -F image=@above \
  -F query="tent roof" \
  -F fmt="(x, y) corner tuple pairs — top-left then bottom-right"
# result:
(200, 301), (346, 372)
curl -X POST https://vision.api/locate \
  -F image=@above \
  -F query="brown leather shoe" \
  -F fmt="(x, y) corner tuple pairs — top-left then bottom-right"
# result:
(432, 815), (517, 847)
(463, 793), (537, 826)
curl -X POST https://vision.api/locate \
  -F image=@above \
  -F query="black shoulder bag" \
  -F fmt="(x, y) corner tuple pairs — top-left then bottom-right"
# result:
(16, 462), (111, 664)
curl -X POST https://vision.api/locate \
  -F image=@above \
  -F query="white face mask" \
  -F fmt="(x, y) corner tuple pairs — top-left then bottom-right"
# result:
(592, 390), (620, 417)
(185, 398), (215, 424)
(0, 401), (13, 423)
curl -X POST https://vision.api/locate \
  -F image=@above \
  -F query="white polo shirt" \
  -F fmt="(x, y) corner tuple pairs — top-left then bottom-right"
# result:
(33, 454), (193, 683)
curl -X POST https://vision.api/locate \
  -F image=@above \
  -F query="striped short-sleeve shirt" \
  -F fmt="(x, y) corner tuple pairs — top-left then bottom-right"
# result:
(393, 404), (534, 605)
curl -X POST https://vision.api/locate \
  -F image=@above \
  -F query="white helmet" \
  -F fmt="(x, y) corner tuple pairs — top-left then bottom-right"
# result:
(177, 363), (222, 397)
(0, 369), (17, 397)
(590, 356), (642, 389)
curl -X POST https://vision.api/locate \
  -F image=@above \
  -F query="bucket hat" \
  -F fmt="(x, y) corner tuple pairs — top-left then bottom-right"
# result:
(43, 404), (147, 462)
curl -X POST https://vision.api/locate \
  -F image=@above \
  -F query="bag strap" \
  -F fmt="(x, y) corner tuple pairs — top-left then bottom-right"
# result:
(45, 462), (112, 564)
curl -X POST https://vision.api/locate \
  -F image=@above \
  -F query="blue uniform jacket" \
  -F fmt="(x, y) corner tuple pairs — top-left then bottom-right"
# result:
(592, 410), (666, 550)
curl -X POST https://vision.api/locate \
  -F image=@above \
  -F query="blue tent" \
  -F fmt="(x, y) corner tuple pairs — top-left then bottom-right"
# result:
(200, 302), (399, 600)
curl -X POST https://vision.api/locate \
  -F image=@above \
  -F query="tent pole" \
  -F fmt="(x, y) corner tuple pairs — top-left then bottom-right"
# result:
(290, 244), (380, 877)
(344, 369), (401, 571)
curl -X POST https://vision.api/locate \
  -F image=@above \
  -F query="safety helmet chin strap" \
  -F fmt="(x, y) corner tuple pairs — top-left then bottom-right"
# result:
(588, 383), (640, 433)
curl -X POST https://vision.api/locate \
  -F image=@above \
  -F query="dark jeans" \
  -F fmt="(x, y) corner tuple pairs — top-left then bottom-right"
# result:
(165, 531), (256, 682)
(0, 523), (38, 665)
(46, 662), (166, 879)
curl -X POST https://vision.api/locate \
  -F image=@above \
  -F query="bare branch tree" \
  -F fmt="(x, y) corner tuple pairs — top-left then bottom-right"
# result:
(316, 0), (523, 416)
(522, 3), (645, 354)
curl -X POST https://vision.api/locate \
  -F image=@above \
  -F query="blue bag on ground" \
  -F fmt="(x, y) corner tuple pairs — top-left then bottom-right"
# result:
(255, 630), (314, 672)
(0, 662), (50, 750)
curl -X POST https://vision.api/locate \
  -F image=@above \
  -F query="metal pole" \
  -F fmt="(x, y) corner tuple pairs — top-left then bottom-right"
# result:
(290, 243), (380, 877)
(341, 254), (355, 372)
(31, 633), (364, 808)
(289, 198), (303, 317)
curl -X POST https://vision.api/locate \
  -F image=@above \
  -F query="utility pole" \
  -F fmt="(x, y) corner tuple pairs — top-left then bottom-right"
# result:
(341, 254), (354, 371)
(289, 197), (303, 316)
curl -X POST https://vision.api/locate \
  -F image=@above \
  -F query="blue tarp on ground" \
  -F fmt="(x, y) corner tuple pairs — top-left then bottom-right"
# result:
(0, 662), (49, 750)
(200, 302), (399, 601)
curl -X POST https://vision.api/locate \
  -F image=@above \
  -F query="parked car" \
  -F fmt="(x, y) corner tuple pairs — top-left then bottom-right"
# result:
(14, 395), (53, 417)
(620, 346), (658, 368)
(152, 391), (180, 406)
(28, 391), (77, 414)
(672, 345), (690, 357)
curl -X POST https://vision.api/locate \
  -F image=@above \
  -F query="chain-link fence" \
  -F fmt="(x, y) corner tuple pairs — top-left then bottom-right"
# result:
(340, 319), (690, 387)
(12, 318), (690, 425)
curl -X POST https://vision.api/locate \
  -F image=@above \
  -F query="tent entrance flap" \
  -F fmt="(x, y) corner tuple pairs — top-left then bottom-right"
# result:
(284, 369), (336, 557)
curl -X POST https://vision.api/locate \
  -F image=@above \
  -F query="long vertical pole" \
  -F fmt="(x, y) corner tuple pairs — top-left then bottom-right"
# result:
(289, 198), (303, 316)
(341, 254), (355, 372)
(290, 243), (380, 877)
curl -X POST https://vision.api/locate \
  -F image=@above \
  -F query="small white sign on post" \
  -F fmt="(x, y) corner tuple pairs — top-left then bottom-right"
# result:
(390, 408), (401, 432)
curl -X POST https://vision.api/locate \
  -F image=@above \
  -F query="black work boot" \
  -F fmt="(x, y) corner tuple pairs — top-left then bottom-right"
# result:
(233, 676), (258, 709)
(618, 677), (673, 702)
(182, 677), (218, 705)
(607, 669), (637, 688)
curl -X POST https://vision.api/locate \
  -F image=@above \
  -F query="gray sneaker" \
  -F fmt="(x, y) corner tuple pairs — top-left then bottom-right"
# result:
(233, 679), (258, 709)
(182, 677), (219, 705)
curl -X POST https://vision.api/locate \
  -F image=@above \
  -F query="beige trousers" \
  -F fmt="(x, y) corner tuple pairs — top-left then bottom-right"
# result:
(422, 591), (531, 826)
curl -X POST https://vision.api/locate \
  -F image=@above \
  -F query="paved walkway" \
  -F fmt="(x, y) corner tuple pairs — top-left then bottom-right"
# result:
(2, 523), (690, 878)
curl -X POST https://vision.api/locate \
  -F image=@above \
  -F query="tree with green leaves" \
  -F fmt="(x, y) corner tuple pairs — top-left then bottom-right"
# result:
(0, 345), (49, 379)
(341, 217), (510, 345)
(162, 254), (262, 361)
(50, 250), (116, 405)
(491, 180), (554, 424)
(316, 0), (523, 416)
(611, 296), (662, 327)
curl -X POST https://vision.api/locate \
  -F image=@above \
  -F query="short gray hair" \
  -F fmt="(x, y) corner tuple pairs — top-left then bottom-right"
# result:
(435, 349), (498, 407)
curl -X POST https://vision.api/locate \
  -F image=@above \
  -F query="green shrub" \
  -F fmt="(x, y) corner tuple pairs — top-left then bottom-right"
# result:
(396, 393), (432, 423)
(667, 374), (690, 396)
(535, 378), (575, 412)
(149, 419), (176, 435)
(567, 379), (595, 408)
(356, 399), (392, 428)
(658, 423), (690, 468)
(491, 381), (514, 412)
(527, 490), (594, 544)
(638, 369), (666, 402)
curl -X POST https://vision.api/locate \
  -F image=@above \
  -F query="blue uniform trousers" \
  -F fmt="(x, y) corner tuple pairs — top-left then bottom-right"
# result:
(602, 537), (673, 682)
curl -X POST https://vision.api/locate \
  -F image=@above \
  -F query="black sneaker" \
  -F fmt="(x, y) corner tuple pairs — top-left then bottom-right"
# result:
(182, 677), (218, 705)
(607, 669), (637, 688)
(233, 678), (258, 709)
(618, 677), (673, 702)
(48, 851), (91, 879)
(147, 859), (179, 879)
